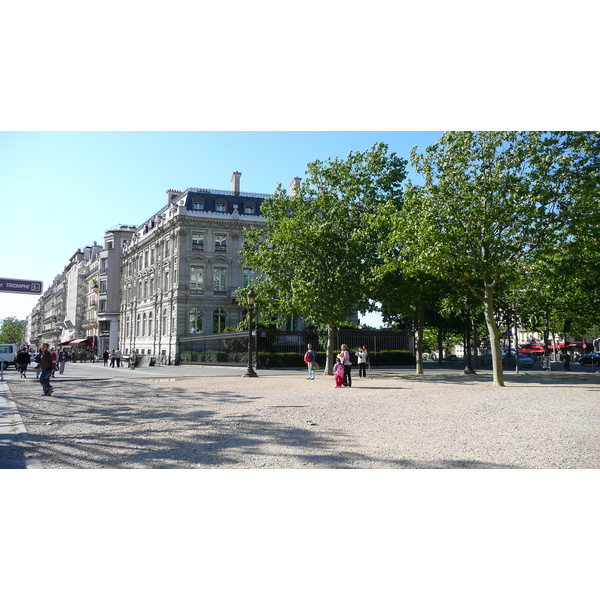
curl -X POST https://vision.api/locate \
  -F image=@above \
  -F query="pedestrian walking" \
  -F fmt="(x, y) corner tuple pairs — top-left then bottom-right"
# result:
(129, 350), (137, 369)
(115, 349), (122, 367)
(357, 346), (369, 378)
(50, 348), (58, 377)
(110, 349), (116, 367)
(304, 343), (316, 380)
(58, 349), (66, 375)
(16, 348), (31, 378)
(340, 344), (352, 387)
(103, 350), (109, 366)
(33, 350), (42, 378)
(35, 343), (55, 396)
(333, 357), (345, 388)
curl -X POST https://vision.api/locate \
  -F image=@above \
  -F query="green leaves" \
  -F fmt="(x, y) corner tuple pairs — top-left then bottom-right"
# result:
(241, 143), (408, 331)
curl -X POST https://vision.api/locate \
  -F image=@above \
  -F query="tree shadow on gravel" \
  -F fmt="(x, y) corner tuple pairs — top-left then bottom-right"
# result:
(7, 380), (521, 469)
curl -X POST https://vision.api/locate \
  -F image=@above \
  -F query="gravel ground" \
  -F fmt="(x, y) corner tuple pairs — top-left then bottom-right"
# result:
(7, 370), (600, 468)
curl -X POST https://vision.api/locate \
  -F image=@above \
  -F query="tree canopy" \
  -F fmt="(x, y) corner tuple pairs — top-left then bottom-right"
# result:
(391, 131), (600, 385)
(241, 142), (407, 373)
(0, 316), (27, 345)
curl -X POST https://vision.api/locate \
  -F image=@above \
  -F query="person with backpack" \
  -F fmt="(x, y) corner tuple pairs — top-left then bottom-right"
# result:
(303, 343), (316, 380)
(339, 344), (353, 387)
(35, 343), (56, 396)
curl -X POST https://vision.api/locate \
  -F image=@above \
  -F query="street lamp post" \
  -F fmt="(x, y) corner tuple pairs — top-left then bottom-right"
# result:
(243, 288), (258, 377)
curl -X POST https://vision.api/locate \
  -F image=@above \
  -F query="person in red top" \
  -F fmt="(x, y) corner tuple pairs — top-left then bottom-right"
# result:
(304, 343), (316, 380)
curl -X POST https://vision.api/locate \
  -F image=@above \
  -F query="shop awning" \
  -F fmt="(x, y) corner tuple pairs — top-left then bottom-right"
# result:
(60, 338), (92, 346)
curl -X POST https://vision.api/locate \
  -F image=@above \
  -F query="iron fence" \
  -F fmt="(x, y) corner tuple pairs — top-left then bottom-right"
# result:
(178, 329), (415, 368)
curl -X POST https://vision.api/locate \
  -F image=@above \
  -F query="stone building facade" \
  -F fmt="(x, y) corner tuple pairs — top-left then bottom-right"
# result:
(118, 172), (268, 363)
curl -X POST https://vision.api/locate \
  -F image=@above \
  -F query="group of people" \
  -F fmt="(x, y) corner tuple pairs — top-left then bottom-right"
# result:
(15, 343), (58, 396)
(304, 343), (370, 388)
(15, 346), (68, 380)
(103, 349), (123, 367)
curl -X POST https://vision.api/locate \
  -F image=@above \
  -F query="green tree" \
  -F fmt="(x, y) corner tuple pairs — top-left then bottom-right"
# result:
(241, 142), (407, 374)
(395, 131), (600, 386)
(0, 316), (27, 345)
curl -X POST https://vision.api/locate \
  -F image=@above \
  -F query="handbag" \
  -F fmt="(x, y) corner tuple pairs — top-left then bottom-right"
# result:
(311, 362), (319, 371)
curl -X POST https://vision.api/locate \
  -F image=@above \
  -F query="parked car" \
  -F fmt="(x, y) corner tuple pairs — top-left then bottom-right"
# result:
(517, 355), (535, 368)
(0, 343), (18, 370)
(578, 352), (600, 367)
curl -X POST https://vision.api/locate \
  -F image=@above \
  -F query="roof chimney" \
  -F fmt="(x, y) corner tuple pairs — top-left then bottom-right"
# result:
(166, 189), (182, 204)
(289, 176), (302, 197)
(231, 171), (242, 196)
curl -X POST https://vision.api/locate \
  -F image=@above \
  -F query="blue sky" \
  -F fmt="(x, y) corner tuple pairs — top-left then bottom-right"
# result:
(0, 131), (443, 323)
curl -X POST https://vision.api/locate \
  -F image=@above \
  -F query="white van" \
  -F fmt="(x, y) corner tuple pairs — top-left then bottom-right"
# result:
(0, 343), (18, 370)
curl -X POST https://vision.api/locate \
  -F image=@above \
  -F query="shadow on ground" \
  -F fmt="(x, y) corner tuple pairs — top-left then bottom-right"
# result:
(8, 380), (519, 469)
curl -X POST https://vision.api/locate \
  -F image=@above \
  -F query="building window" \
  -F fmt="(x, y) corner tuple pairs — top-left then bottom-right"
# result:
(165, 239), (170, 257)
(148, 312), (153, 336)
(100, 280), (107, 294)
(216, 203), (226, 213)
(143, 280), (148, 298)
(193, 200), (204, 211)
(142, 313), (147, 336)
(244, 204), (255, 215)
(189, 307), (203, 334)
(100, 258), (108, 274)
(99, 300), (107, 312)
(214, 267), (227, 292)
(214, 234), (227, 253)
(190, 266), (204, 294)
(144, 250), (149, 268)
(213, 308), (226, 333)
(164, 271), (169, 290)
(136, 314), (141, 336)
(150, 247), (155, 264)
(162, 309), (168, 335)
(242, 268), (257, 288)
(192, 232), (204, 252)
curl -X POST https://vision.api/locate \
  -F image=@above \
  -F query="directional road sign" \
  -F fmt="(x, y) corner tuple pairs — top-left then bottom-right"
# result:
(0, 277), (44, 295)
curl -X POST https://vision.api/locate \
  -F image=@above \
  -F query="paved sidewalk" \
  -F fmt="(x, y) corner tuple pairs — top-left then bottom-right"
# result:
(0, 381), (43, 468)
(0, 362), (304, 468)
(3, 362), (599, 469)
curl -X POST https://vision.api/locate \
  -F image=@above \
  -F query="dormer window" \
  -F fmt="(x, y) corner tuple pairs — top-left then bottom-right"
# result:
(193, 200), (204, 211)
(244, 204), (255, 215)
(216, 203), (226, 213)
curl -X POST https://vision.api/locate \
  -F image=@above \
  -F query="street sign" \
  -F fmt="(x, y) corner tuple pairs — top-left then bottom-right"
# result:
(0, 277), (43, 295)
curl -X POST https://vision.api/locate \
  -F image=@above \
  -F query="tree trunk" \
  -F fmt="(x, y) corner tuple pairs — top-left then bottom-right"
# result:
(325, 325), (335, 375)
(415, 302), (424, 375)
(483, 284), (504, 386)
(464, 298), (476, 374)
(514, 311), (520, 375)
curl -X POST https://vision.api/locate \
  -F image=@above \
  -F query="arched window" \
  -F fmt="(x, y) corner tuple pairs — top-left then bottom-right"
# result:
(189, 307), (203, 334)
(213, 307), (227, 333)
